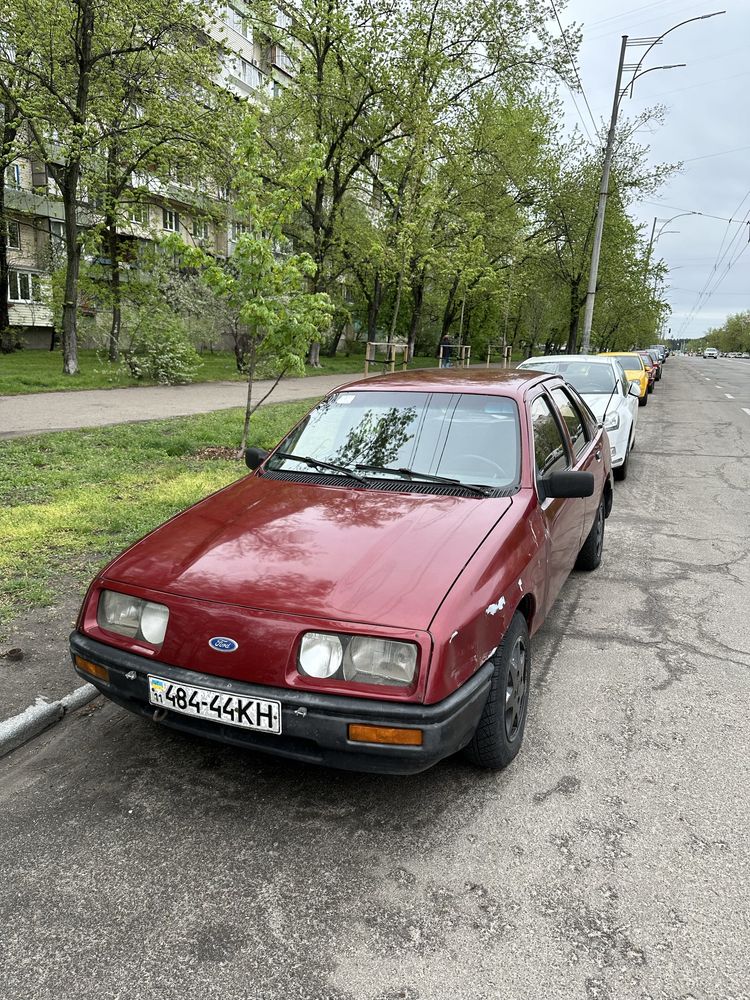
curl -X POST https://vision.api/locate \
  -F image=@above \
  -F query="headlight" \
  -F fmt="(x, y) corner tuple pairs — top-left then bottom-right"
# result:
(604, 412), (620, 431)
(297, 632), (418, 687)
(343, 637), (417, 686)
(97, 590), (169, 645)
(298, 632), (343, 678)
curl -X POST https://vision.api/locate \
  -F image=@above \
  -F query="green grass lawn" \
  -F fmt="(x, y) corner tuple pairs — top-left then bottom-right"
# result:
(0, 348), (440, 395)
(0, 399), (316, 634)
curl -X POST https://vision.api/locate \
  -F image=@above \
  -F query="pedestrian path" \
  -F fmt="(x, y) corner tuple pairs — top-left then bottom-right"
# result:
(0, 372), (352, 438)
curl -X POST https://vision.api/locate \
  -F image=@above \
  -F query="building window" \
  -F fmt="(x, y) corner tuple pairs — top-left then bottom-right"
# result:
(129, 204), (150, 226)
(231, 221), (249, 240)
(239, 58), (264, 90)
(6, 220), (21, 250)
(275, 7), (292, 29)
(5, 163), (22, 189)
(8, 270), (42, 303)
(162, 208), (180, 232)
(49, 220), (66, 243)
(273, 45), (294, 73)
(192, 219), (210, 241)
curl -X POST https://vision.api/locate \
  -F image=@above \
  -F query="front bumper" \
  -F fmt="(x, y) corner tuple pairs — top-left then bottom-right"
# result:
(70, 631), (493, 774)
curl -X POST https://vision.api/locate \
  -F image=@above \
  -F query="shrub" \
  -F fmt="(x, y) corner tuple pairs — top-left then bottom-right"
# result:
(123, 313), (202, 384)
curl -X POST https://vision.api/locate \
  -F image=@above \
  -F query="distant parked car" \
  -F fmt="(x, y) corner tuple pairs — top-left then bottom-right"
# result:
(518, 355), (639, 480)
(703, 348), (719, 359)
(599, 352), (650, 406)
(637, 351), (659, 391)
(70, 369), (613, 774)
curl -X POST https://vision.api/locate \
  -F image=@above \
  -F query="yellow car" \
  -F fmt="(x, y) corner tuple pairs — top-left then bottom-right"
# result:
(598, 352), (649, 406)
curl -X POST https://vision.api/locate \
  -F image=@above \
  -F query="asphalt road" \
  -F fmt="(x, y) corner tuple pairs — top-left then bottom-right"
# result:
(1, 357), (749, 1000)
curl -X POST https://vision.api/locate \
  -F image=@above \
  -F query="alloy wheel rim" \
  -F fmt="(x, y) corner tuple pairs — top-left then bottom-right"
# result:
(505, 636), (528, 743)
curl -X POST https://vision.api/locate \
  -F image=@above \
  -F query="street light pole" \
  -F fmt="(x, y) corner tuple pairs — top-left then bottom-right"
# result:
(579, 10), (725, 354)
(580, 35), (628, 355)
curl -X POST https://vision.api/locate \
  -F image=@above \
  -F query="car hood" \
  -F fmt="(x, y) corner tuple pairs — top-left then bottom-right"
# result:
(103, 475), (513, 630)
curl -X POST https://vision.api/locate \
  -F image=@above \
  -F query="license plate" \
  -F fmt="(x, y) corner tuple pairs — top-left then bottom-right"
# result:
(148, 675), (281, 734)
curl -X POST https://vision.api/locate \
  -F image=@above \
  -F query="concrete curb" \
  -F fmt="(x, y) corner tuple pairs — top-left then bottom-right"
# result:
(0, 683), (99, 758)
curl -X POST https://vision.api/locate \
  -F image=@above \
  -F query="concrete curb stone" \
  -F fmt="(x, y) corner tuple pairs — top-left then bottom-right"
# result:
(0, 683), (99, 758)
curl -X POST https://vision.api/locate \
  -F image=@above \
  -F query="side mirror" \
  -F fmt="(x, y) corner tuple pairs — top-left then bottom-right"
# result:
(539, 470), (595, 500)
(245, 446), (269, 470)
(628, 381), (641, 397)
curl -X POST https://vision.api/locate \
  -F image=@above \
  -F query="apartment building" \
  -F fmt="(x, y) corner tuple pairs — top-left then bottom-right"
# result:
(2, 2), (296, 348)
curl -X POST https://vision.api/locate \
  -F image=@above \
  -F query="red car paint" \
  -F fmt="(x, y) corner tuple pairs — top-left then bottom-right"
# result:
(73, 369), (612, 770)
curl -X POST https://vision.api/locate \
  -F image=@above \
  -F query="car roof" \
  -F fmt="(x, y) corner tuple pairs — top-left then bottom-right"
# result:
(520, 354), (617, 366)
(599, 351), (641, 357)
(335, 367), (553, 397)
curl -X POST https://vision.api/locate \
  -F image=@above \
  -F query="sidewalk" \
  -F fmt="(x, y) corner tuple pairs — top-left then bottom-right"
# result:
(0, 371), (357, 438)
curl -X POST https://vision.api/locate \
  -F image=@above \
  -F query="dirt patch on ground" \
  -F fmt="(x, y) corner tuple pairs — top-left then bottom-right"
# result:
(0, 592), (85, 721)
(194, 446), (243, 460)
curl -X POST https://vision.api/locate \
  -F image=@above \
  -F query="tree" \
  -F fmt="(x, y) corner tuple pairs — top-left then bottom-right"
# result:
(167, 115), (333, 450)
(0, 0), (226, 374)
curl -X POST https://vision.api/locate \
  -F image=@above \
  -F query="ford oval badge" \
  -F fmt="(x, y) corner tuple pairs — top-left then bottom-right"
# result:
(209, 636), (239, 653)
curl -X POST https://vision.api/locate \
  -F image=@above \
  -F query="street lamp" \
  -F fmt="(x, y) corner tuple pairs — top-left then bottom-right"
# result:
(579, 10), (725, 353)
(643, 211), (697, 277)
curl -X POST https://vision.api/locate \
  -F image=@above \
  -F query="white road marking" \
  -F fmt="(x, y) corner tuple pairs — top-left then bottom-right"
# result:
(715, 385), (723, 389)
(743, 408), (750, 418)
(725, 394), (734, 399)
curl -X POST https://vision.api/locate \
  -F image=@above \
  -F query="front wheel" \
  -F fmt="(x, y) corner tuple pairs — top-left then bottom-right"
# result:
(463, 612), (530, 770)
(638, 392), (648, 407)
(575, 495), (605, 570)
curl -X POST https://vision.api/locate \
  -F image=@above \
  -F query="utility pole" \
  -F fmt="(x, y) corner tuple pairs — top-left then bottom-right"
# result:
(581, 35), (628, 354)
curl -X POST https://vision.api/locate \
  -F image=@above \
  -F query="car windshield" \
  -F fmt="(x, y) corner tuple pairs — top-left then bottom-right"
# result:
(268, 390), (521, 490)
(521, 361), (617, 394)
(609, 354), (643, 370)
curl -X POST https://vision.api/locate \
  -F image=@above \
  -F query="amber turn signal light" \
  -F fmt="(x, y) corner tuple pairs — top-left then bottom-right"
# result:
(74, 656), (109, 683)
(348, 723), (423, 746)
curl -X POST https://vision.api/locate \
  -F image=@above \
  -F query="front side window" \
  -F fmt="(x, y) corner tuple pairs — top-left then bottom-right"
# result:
(531, 396), (569, 477)
(609, 354), (644, 372)
(551, 387), (589, 459)
(269, 391), (522, 491)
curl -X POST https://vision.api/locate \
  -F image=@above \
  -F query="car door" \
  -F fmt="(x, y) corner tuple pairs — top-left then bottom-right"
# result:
(529, 390), (585, 616)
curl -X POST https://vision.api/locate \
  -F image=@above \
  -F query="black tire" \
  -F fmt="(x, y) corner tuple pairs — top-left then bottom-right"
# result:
(638, 392), (648, 407)
(575, 495), (605, 571)
(647, 381), (654, 394)
(614, 450), (628, 481)
(463, 612), (530, 770)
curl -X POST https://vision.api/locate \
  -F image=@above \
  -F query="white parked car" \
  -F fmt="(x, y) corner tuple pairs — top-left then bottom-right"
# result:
(703, 348), (719, 359)
(517, 355), (640, 481)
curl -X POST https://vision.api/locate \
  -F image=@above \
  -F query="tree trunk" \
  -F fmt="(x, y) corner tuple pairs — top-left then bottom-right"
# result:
(566, 280), (581, 355)
(387, 271), (403, 346)
(240, 336), (258, 452)
(0, 107), (18, 352)
(107, 215), (121, 362)
(367, 271), (383, 342)
(61, 180), (81, 374)
(407, 271), (424, 361)
(441, 275), (460, 337)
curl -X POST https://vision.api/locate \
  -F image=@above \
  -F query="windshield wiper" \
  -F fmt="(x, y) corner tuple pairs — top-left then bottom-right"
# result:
(355, 464), (491, 497)
(274, 451), (367, 484)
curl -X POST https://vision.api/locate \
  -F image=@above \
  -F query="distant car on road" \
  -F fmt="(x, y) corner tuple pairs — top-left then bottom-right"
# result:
(70, 369), (613, 775)
(518, 355), (640, 480)
(703, 348), (719, 359)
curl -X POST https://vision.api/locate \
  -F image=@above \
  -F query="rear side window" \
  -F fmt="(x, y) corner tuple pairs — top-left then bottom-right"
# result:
(551, 387), (589, 459)
(531, 396), (569, 476)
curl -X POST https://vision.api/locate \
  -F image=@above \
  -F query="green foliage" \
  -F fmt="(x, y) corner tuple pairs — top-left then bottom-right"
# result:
(123, 311), (202, 384)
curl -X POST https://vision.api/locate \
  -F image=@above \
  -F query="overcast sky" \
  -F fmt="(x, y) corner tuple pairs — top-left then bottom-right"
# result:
(555, 0), (749, 342)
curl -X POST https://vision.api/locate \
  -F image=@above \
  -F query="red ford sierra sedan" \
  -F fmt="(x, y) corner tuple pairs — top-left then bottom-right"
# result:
(71, 369), (613, 774)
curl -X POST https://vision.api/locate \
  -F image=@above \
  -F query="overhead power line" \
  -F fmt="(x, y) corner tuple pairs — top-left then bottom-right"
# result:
(549, 0), (600, 141)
